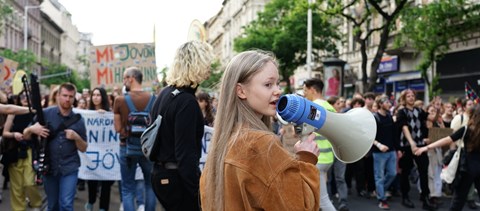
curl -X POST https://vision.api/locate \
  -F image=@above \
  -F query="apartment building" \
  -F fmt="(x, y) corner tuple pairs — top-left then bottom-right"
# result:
(0, 0), (42, 58)
(204, 0), (480, 98)
(40, 0), (80, 72)
(205, 0), (271, 65)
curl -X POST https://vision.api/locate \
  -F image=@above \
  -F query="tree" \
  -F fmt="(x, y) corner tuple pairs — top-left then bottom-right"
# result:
(323, 0), (409, 92)
(396, 0), (480, 99)
(76, 54), (90, 79)
(153, 61), (222, 93)
(200, 60), (223, 92)
(40, 61), (72, 86)
(235, 0), (340, 92)
(0, 49), (37, 72)
(0, 0), (13, 36)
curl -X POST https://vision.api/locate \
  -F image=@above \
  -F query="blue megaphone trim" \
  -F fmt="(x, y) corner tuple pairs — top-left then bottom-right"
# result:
(276, 94), (327, 129)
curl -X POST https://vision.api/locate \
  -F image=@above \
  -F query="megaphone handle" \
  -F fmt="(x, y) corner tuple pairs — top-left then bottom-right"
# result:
(300, 123), (316, 142)
(301, 134), (311, 142)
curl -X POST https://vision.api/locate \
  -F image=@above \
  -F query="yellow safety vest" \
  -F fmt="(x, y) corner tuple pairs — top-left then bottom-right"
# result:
(315, 133), (334, 164)
(313, 99), (335, 164)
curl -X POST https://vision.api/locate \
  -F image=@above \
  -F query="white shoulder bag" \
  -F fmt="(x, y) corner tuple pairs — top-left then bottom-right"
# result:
(440, 125), (467, 184)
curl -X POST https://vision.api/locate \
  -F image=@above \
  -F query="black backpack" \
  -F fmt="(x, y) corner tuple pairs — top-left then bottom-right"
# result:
(125, 94), (155, 157)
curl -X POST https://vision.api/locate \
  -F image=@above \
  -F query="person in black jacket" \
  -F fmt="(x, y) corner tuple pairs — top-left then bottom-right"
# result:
(150, 40), (214, 211)
(416, 104), (480, 211)
(372, 95), (398, 209)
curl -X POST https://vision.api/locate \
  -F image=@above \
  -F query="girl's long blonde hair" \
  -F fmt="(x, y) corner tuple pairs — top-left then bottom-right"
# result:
(202, 50), (277, 210)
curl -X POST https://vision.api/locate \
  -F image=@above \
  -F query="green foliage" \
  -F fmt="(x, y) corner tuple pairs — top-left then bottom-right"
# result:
(40, 62), (71, 85)
(76, 55), (90, 79)
(235, 0), (340, 91)
(40, 61), (89, 91)
(0, 0), (13, 36)
(200, 60), (223, 91)
(0, 49), (37, 72)
(157, 66), (168, 87)
(398, 0), (480, 97)
(323, 0), (409, 92)
(0, 48), (90, 91)
(75, 76), (91, 92)
(429, 74), (442, 101)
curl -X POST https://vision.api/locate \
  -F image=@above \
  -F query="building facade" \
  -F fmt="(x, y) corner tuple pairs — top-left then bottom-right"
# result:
(41, 0), (80, 72)
(1, 0), (86, 77)
(40, 10), (62, 64)
(204, 0), (480, 99)
(205, 0), (271, 65)
(0, 0), (42, 58)
(77, 32), (93, 78)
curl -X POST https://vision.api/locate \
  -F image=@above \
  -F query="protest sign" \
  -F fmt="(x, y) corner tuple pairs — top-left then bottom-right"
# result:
(428, 127), (453, 143)
(89, 43), (157, 90)
(76, 109), (122, 180)
(200, 126), (213, 170)
(0, 57), (19, 91)
(77, 109), (213, 179)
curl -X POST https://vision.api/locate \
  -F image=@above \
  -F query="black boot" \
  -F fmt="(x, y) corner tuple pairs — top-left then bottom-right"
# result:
(402, 197), (415, 208)
(467, 200), (478, 210)
(422, 197), (436, 211)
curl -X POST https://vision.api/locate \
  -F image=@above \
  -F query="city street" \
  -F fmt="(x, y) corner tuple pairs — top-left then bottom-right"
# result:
(0, 169), (166, 211)
(0, 170), (477, 211)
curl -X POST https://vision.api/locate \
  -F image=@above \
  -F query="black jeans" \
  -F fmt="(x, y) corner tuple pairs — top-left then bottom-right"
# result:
(450, 172), (480, 210)
(87, 180), (114, 210)
(399, 147), (430, 200)
(151, 164), (200, 211)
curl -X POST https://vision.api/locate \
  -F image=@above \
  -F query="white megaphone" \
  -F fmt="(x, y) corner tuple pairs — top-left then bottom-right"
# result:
(276, 94), (376, 163)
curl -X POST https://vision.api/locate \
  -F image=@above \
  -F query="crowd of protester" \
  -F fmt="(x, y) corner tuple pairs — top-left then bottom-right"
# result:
(312, 89), (478, 211)
(0, 43), (479, 211)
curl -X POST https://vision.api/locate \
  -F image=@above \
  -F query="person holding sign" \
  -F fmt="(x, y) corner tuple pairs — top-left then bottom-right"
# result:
(415, 104), (480, 211)
(200, 50), (320, 210)
(425, 104), (445, 206)
(84, 87), (115, 211)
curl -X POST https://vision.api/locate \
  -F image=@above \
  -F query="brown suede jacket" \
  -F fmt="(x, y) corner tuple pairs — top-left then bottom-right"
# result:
(200, 129), (320, 210)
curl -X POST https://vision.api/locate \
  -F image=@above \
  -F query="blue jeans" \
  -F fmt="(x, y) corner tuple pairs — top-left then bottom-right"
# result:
(317, 163), (336, 211)
(44, 170), (78, 211)
(136, 179), (145, 206)
(119, 145), (156, 211)
(373, 151), (397, 201)
(328, 157), (348, 204)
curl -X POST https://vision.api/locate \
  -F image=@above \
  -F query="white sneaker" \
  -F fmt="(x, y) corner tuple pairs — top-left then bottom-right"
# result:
(119, 204), (124, 211)
(137, 204), (145, 211)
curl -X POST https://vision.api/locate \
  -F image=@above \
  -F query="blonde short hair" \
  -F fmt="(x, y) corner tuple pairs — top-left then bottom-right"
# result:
(166, 41), (214, 88)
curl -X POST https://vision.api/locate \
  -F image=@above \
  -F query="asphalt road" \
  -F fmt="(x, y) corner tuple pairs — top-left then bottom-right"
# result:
(0, 179), (477, 211)
(0, 157), (478, 211)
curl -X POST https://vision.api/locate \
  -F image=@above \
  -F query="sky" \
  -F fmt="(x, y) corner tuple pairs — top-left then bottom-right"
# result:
(58, 0), (224, 68)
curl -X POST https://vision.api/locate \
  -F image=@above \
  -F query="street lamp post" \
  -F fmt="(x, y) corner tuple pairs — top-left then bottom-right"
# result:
(24, 5), (41, 51)
(306, 0), (312, 78)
